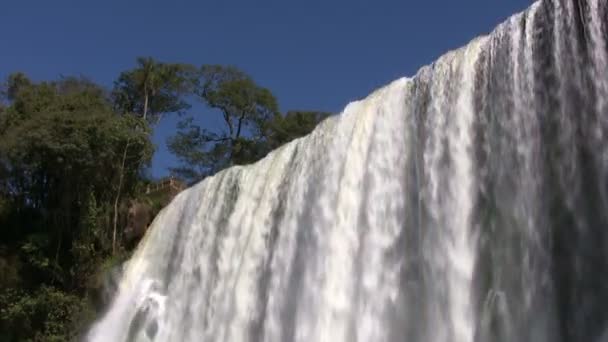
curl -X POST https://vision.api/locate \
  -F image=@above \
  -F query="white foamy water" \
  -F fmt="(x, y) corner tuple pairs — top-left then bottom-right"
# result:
(88, 1), (608, 341)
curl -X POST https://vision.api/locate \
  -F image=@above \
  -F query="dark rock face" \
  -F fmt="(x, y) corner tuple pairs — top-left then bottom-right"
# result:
(124, 200), (153, 245)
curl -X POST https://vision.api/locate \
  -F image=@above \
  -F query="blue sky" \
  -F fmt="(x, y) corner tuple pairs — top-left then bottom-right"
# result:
(1, 0), (531, 178)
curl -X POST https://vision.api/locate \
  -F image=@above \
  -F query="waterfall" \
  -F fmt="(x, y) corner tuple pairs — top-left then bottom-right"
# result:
(88, 0), (608, 341)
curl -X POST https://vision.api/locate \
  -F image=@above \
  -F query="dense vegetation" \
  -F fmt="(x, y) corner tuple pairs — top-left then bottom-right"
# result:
(0, 60), (328, 341)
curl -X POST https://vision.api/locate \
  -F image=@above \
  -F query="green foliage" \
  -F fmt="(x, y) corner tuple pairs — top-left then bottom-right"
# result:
(0, 73), (152, 237)
(0, 72), (154, 340)
(112, 57), (195, 123)
(0, 63), (329, 339)
(167, 116), (232, 179)
(20, 234), (64, 285)
(5, 72), (32, 102)
(70, 192), (107, 289)
(0, 286), (91, 342)
(198, 65), (279, 139)
(0, 252), (21, 289)
(169, 65), (290, 182)
(169, 105), (328, 183)
(266, 110), (330, 149)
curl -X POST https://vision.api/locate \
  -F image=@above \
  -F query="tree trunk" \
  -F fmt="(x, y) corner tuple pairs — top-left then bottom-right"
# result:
(112, 140), (130, 254)
(235, 112), (246, 139)
(223, 112), (234, 138)
(143, 89), (149, 121)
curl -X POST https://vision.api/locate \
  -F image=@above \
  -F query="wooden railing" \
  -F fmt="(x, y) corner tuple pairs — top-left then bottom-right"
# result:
(145, 177), (186, 195)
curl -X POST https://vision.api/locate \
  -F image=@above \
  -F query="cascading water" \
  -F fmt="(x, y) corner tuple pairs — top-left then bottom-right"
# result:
(88, 0), (608, 341)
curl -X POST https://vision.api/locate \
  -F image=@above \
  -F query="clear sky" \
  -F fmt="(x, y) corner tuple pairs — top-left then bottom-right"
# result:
(0, 0), (531, 178)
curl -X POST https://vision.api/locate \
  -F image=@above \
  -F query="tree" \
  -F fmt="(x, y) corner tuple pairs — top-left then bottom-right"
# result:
(0, 73), (152, 279)
(0, 67), (329, 340)
(266, 110), (330, 149)
(168, 65), (280, 182)
(5, 72), (32, 102)
(167, 66), (330, 184)
(0, 73), (154, 340)
(112, 57), (194, 123)
(108, 117), (151, 254)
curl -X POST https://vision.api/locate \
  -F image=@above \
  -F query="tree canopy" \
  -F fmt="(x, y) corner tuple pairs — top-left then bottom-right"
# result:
(168, 65), (329, 183)
(112, 57), (194, 123)
(0, 73), (153, 341)
(0, 60), (329, 340)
